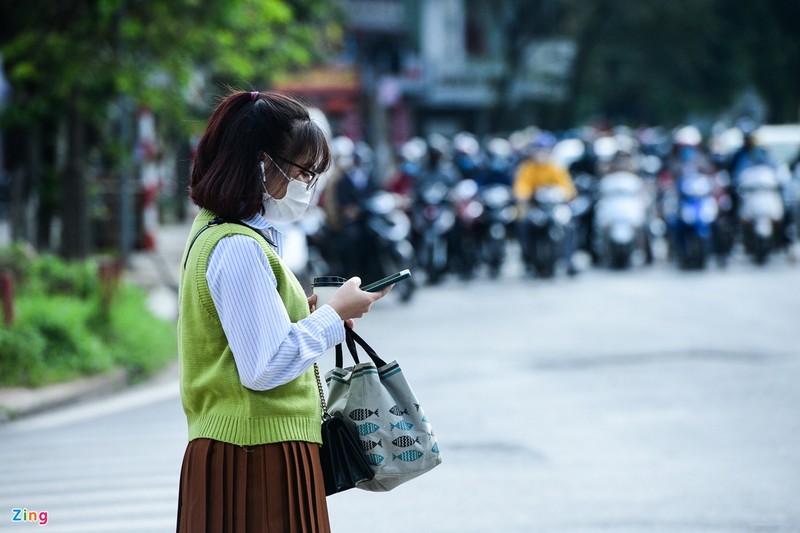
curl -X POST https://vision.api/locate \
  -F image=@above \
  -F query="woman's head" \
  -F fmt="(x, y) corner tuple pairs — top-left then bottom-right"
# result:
(190, 90), (331, 219)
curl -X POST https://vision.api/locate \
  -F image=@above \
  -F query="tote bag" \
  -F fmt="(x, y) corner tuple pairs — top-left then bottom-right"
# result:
(324, 328), (442, 491)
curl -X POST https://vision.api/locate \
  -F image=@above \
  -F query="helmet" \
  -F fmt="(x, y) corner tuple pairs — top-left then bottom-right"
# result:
(353, 141), (373, 166)
(453, 132), (480, 155)
(486, 137), (512, 159)
(427, 133), (451, 157)
(331, 136), (355, 170)
(531, 131), (557, 149)
(400, 137), (427, 163)
(673, 125), (702, 147)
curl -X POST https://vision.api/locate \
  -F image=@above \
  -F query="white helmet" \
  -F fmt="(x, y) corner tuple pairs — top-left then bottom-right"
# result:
(400, 137), (427, 163)
(673, 125), (702, 146)
(331, 135), (355, 170)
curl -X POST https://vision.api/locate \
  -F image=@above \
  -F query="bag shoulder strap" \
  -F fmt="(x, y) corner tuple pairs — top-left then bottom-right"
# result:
(335, 328), (388, 368)
(182, 216), (277, 269)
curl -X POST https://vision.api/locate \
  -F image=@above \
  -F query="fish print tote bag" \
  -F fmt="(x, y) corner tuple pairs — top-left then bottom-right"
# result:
(324, 328), (442, 491)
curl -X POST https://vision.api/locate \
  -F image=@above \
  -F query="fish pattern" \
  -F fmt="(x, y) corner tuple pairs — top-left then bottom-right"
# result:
(431, 442), (440, 454)
(366, 453), (385, 466)
(389, 405), (409, 416)
(390, 420), (414, 432)
(361, 439), (383, 452)
(393, 450), (424, 462)
(358, 422), (381, 436)
(349, 408), (379, 421)
(392, 435), (421, 448)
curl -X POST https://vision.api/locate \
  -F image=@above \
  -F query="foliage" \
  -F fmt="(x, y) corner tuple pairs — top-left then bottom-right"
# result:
(0, 0), (341, 257)
(560, 0), (800, 125)
(0, 250), (176, 387)
(0, 0), (340, 133)
(99, 284), (177, 380)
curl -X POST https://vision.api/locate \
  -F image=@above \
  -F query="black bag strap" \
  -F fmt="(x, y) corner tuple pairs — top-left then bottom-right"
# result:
(182, 216), (276, 269)
(335, 327), (388, 368)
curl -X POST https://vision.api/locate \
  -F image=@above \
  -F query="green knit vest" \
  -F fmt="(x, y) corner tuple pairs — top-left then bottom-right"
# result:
(178, 208), (321, 446)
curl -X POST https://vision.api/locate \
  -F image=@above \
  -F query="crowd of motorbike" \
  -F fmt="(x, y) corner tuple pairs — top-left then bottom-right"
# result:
(283, 125), (799, 303)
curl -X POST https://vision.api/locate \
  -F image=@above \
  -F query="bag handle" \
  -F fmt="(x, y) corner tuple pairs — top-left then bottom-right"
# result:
(336, 328), (388, 368)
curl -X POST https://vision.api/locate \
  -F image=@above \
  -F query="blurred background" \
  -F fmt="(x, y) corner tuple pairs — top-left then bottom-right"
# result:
(1, 1), (800, 532)
(0, 0), (798, 262)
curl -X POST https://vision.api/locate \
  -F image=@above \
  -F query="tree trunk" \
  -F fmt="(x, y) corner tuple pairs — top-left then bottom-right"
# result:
(61, 101), (89, 259)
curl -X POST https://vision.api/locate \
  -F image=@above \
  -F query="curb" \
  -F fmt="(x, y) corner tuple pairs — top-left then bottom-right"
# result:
(0, 222), (188, 425)
(0, 368), (130, 424)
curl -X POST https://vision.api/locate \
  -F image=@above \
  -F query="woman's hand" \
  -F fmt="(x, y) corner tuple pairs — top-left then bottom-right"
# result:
(328, 277), (391, 321)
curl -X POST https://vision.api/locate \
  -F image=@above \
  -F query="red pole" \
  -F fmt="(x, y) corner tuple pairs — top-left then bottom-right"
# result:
(0, 269), (13, 326)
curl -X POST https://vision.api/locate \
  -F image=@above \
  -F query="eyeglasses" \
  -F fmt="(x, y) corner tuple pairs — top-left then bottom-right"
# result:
(265, 153), (319, 190)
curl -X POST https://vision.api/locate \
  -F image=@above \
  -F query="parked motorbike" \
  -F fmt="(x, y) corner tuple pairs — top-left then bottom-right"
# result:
(736, 164), (785, 264)
(592, 171), (650, 269)
(520, 185), (573, 278)
(412, 180), (456, 284)
(665, 172), (718, 269)
(476, 183), (516, 278)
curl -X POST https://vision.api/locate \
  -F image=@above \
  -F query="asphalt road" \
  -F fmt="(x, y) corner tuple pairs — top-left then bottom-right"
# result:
(1, 250), (799, 532)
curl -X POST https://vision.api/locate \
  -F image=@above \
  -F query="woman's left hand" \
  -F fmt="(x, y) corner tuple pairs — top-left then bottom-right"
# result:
(308, 293), (355, 329)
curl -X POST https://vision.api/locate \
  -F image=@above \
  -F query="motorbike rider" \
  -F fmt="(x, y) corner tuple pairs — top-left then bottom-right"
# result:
(478, 137), (514, 187)
(386, 137), (426, 200)
(728, 126), (795, 251)
(333, 141), (381, 280)
(513, 131), (579, 274)
(728, 121), (773, 182)
(414, 134), (460, 195)
(452, 131), (482, 181)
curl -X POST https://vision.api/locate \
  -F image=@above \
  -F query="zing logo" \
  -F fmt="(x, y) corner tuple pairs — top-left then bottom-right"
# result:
(11, 508), (49, 526)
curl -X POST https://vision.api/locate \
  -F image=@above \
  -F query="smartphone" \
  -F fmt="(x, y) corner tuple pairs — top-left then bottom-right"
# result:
(361, 269), (412, 292)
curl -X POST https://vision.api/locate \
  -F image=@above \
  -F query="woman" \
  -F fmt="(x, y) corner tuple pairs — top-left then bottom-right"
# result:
(176, 90), (388, 532)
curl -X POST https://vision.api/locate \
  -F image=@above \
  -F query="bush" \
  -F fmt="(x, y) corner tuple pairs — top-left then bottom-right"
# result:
(101, 284), (177, 381)
(0, 248), (176, 387)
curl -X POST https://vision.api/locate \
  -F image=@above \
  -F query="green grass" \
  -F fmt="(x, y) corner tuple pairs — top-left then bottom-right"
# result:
(0, 248), (176, 387)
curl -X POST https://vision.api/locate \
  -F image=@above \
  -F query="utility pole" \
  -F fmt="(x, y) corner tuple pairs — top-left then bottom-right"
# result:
(0, 54), (11, 247)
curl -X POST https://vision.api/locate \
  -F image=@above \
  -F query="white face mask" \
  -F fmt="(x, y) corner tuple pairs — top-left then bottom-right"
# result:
(262, 177), (313, 222)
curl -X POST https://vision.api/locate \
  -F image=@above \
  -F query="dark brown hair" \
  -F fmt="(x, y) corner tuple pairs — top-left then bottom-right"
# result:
(190, 90), (331, 218)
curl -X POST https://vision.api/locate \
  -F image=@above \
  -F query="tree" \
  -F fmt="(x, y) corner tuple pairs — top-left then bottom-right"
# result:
(0, 0), (339, 258)
(561, 0), (800, 126)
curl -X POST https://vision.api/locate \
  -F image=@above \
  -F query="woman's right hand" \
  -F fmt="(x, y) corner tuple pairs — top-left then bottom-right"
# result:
(327, 277), (390, 320)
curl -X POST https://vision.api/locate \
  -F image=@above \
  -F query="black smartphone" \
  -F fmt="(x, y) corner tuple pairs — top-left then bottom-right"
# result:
(361, 269), (412, 292)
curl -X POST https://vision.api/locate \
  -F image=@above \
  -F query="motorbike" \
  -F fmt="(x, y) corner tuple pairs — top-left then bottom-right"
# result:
(360, 190), (417, 302)
(736, 164), (785, 264)
(412, 180), (457, 284)
(449, 179), (483, 279)
(570, 172), (597, 258)
(664, 172), (718, 269)
(592, 171), (650, 269)
(520, 185), (573, 278)
(476, 183), (516, 278)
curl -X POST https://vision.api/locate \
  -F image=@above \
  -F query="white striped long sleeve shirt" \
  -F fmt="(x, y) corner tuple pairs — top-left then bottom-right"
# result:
(206, 214), (345, 391)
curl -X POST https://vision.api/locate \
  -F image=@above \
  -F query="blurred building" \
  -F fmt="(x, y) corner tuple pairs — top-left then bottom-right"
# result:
(274, 0), (575, 164)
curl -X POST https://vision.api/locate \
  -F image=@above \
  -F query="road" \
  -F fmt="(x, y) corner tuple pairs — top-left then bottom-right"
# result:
(1, 252), (799, 532)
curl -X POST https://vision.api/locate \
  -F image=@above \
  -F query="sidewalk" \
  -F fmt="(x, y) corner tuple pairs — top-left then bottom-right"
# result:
(0, 218), (193, 423)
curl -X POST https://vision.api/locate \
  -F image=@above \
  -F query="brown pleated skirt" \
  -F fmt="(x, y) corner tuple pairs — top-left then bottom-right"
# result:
(176, 439), (330, 533)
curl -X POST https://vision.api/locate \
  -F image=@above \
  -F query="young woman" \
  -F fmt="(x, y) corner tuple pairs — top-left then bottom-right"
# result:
(176, 90), (389, 532)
